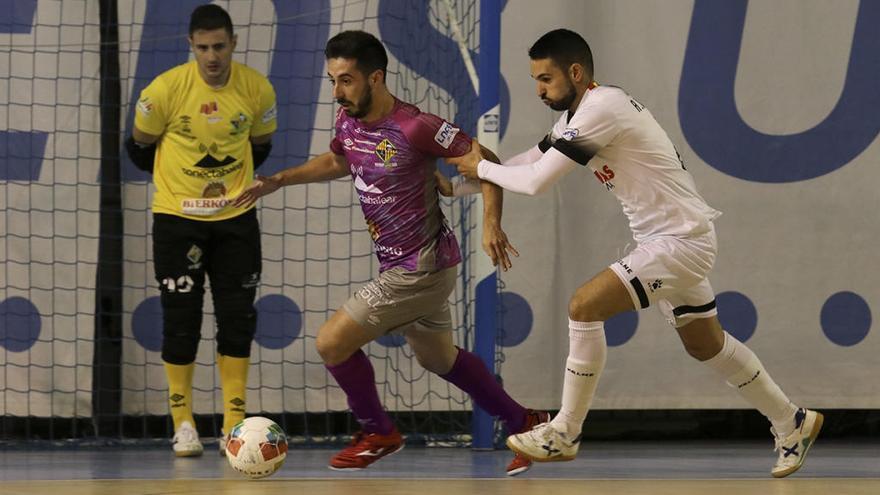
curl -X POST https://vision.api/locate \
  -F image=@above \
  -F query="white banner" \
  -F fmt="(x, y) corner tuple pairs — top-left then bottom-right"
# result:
(497, 0), (879, 409)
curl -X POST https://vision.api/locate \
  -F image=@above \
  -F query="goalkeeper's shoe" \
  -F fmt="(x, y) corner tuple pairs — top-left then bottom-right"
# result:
(172, 421), (204, 457)
(328, 427), (404, 470)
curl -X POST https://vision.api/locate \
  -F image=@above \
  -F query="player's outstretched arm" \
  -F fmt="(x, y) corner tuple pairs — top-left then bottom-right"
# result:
(478, 145), (518, 271)
(450, 138), (577, 196)
(233, 151), (349, 208)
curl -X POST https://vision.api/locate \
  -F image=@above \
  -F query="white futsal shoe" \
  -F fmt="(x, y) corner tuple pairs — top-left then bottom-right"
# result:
(506, 422), (581, 462)
(771, 408), (823, 478)
(172, 421), (204, 457)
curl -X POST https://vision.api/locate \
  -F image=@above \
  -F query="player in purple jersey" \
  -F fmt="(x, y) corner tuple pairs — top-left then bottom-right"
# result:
(234, 30), (546, 475)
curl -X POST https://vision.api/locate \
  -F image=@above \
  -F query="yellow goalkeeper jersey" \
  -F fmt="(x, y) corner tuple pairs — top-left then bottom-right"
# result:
(135, 60), (277, 221)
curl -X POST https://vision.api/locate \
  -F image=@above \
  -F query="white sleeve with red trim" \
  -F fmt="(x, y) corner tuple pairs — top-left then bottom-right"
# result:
(476, 147), (578, 195)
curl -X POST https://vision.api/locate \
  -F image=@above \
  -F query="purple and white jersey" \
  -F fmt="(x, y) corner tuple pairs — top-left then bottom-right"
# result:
(330, 99), (469, 273)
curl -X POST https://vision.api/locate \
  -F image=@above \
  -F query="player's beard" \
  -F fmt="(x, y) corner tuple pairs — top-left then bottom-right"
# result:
(340, 85), (373, 119)
(545, 78), (578, 112)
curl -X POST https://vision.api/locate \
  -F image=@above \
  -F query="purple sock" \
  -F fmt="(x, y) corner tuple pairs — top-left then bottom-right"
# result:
(439, 347), (527, 432)
(326, 349), (394, 434)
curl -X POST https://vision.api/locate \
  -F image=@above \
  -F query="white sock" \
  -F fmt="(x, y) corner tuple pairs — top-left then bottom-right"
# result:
(550, 319), (606, 436)
(702, 331), (799, 436)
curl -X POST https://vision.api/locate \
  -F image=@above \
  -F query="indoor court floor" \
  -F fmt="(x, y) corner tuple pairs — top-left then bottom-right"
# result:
(1, 440), (878, 495)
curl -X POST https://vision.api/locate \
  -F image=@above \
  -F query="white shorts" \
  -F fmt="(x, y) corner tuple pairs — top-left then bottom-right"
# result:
(608, 227), (718, 328)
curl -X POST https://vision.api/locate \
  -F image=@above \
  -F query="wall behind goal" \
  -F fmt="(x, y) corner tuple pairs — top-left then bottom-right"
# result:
(2, 0), (878, 423)
(497, 0), (879, 409)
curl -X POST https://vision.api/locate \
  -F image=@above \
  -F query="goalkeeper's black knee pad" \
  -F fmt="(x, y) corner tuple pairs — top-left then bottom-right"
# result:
(160, 291), (203, 364)
(214, 286), (257, 357)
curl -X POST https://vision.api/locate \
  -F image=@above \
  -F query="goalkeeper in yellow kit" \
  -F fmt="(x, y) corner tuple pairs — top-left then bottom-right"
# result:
(125, 3), (277, 457)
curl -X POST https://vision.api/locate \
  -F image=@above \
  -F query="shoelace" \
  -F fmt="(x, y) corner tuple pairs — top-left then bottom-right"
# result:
(528, 422), (560, 442)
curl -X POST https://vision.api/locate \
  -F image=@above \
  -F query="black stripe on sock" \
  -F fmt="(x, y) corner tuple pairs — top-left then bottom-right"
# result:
(629, 277), (649, 309)
(672, 299), (717, 317)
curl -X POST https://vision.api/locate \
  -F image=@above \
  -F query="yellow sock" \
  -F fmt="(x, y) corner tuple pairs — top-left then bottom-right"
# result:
(218, 354), (249, 434)
(164, 361), (195, 431)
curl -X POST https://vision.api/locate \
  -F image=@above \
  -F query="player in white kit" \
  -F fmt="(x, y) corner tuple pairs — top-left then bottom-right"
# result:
(446, 29), (821, 478)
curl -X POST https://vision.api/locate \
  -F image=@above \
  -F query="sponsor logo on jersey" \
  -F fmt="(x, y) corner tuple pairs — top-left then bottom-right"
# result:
(354, 175), (383, 194)
(261, 103), (277, 124)
(359, 194), (396, 205)
(562, 127), (579, 140)
(193, 153), (237, 169)
(181, 161), (243, 179)
(181, 197), (229, 215)
(137, 97), (153, 116)
(434, 121), (459, 149)
(229, 112), (249, 136)
(374, 242), (404, 256)
(200, 101), (219, 115)
(180, 181), (230, 216)
(594, 164), (615, 191)
(344, 138), (354, 147)
(202, 181), (227, 198)
(200, 102), (222, 123)
(354, 126), (382, 137)
(375, 139), (398, 170)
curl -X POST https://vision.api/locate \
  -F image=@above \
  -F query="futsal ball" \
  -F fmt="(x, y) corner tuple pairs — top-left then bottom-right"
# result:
(225, 416), (288, 479)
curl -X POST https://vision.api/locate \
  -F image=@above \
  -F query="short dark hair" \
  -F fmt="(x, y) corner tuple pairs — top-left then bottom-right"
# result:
(325, 30), (388, 80)
(529, 29), (594, 77)
(189, 4), (234, 37)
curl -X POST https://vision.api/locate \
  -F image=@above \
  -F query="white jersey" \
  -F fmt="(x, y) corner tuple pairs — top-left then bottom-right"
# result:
(543, 85), (720, 242)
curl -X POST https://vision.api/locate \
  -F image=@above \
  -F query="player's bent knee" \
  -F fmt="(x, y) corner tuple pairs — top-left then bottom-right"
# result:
(413, 350), (454, 375)
(676, 317), (724, 361)
(315, 330), (355, 366)
(681, 342), (710, 361)
(568, 295), (610, 322)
